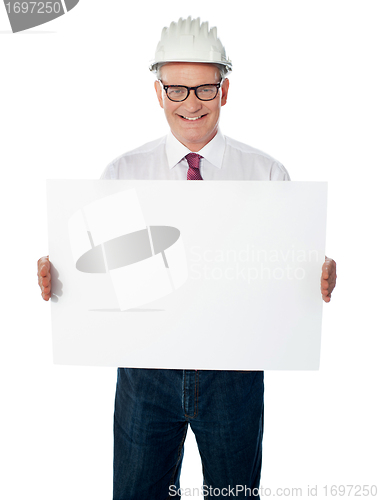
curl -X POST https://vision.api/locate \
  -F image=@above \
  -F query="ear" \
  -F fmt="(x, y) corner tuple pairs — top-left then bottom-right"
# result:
(221, 78), (230, 106)
(154, 80), (164, 109)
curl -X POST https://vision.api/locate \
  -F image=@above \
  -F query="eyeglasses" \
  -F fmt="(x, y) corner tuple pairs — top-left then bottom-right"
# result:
(161, 82), (222, 102)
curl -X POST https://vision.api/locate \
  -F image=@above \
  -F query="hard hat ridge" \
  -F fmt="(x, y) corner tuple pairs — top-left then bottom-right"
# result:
(149, 16), (232, 74)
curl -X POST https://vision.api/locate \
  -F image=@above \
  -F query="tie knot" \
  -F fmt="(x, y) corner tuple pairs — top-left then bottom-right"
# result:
(185, 153), (202, 170)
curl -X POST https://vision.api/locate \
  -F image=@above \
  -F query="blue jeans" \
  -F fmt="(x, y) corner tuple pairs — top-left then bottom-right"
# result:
(113, 368), (264, 499)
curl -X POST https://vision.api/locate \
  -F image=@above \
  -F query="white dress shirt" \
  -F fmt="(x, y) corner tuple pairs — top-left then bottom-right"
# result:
(101, 130), (290, 181)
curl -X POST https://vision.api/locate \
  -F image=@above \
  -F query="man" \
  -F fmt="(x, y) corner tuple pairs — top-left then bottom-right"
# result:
(38, 17), (337, 499)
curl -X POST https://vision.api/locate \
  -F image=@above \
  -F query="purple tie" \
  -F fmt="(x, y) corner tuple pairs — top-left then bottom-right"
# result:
(186, 153), (203, 180)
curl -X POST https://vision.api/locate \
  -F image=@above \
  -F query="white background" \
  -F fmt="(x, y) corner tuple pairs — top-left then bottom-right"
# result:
(0, 1), (378, 498)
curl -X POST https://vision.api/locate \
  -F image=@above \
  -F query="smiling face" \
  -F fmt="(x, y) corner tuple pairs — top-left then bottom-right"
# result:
(154, 62), (229, 152)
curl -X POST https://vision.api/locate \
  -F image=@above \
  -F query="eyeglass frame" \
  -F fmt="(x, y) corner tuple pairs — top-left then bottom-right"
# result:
(159, 81), (223, 102)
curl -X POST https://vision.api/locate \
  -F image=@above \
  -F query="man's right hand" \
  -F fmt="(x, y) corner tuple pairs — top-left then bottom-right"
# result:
(37, 256), (51, 301)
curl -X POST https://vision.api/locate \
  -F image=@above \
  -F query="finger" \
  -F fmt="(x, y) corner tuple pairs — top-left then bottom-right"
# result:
(321, 279), (329, 290)
(322, 265), (329, 280)
(37, 257), (50, 275)
(42, 283), (51, 298)
(41, 274), (51, 288)
(38, 257), (51, 300)
(39, 277), (51, 295)
(38, 273), (48, 289)
(37, 256), (49, 266)
(39, 263), (50, 278)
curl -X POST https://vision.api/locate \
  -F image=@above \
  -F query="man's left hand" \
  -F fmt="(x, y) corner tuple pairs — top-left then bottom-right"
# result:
(321, 257), (337, 303)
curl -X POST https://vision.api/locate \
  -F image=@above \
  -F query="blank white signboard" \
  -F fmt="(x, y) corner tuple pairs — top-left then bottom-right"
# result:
(47, 180), (327, 370)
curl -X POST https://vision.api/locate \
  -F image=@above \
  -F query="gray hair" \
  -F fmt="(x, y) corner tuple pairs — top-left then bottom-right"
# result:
(155, 63), (229, 81)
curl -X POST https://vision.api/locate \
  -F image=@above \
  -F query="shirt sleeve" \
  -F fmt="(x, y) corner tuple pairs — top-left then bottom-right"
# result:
(270, 162), (291, 181)
(100, 162), (117, 180)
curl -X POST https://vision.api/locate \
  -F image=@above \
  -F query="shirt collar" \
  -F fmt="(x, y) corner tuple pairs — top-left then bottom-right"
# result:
(165, 129), (225, 170)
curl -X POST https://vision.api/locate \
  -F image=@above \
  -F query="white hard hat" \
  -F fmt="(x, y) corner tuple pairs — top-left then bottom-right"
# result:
(149, 17), (232, 73)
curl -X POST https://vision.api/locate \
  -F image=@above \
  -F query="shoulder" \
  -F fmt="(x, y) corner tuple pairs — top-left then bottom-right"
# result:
(224, 135), (277, 159)
(223, 135), (291, 180)
(101, 137), (166, 179)
(111, 136), (166, 162)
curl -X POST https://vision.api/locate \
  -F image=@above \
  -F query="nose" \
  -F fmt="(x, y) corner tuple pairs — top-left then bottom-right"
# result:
(183, 89), (202, 113)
